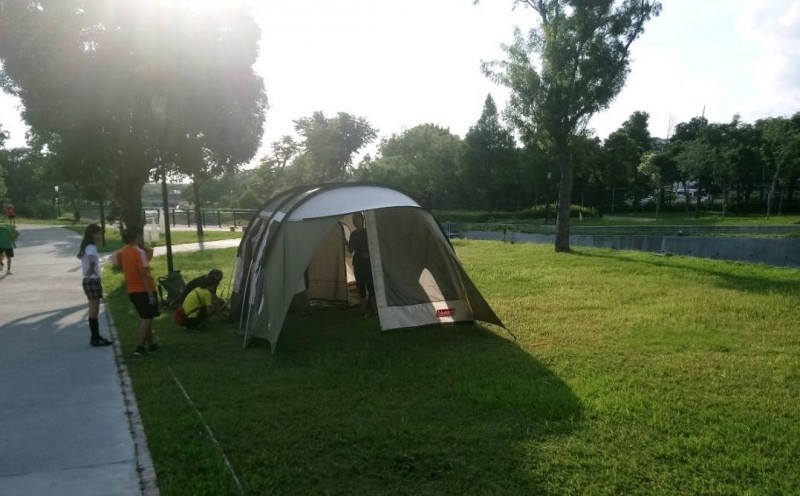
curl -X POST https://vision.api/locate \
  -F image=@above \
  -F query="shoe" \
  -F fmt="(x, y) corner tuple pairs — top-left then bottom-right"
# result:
(133, 346), (148, 357)
(90, 337), (113, 347)
(6, 270), (12, 275)
(148, 343), (159, 352)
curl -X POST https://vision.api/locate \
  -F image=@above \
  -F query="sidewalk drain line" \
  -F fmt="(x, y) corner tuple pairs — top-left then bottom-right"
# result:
(168, 365), (245, 496)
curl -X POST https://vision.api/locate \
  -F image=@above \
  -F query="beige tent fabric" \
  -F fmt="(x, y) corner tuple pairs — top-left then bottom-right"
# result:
(232, 184), (505, 353)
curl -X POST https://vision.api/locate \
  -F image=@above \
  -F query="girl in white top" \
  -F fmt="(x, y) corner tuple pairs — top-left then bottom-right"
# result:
(77, 224), (112, 347)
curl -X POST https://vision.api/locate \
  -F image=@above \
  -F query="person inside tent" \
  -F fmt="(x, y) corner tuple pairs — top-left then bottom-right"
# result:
(346, 211), (375, 315)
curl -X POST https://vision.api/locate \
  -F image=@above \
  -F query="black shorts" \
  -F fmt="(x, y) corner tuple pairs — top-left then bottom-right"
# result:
(354, 262), (375, 298)
(82, 278), (104, 300)
(128, 292), (161, 319)
(0, 248), (13, 257)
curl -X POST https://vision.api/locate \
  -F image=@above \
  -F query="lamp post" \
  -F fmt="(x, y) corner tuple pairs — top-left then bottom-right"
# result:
(151, 96), (174, 274)
(54, 185), (60, 218)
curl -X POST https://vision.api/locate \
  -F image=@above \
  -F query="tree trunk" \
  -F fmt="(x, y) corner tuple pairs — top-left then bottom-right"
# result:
(73, 182), (81, 222)
(112, 157), (147, 231)
(554, 140), (573, 253)
(682, 180), (690, 218)
(721, 187), (728, 218)
(694, 181), (701, 219)
(192, 175), (204, 237)
(99, 198), (106, 247)
(118, 181), (144, 230)
(655, 187), (661, 221)
(767, 174), (778, 217)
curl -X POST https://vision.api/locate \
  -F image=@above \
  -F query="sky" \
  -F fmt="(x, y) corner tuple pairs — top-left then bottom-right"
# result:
(1, 0), (799, 164)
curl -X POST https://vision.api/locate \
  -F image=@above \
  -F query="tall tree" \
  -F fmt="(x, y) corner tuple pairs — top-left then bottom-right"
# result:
(370, 124), (462, 208)
(293, 111), (377, 182)
(482, 0), (661, 251)
(0, 0), (267, 229)
(757, 117), (800, 216)
(460, 94), (519, 211)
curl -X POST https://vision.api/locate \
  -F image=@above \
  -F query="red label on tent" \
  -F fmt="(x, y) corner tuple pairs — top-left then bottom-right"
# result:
(436, 308), (455, 318)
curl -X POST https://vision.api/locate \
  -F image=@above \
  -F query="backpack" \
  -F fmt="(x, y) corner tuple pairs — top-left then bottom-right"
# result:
(174, 306), (188, 327)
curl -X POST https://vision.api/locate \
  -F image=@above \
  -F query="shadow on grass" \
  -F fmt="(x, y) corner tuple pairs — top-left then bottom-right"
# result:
(569, 248), (800, 296)
(119, 300), (583, 495)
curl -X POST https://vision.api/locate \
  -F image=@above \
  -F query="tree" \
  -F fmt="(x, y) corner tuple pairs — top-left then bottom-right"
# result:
(248, 136), (302, 201)
(0, 0), (267, 229)
(602, 130), (641, 210)
(669, 116), (708, 217)
(620, 110), (652, 151)
(482, 0), (661, 251)
(369, 124), (462, 208)
(638, 151), (674, 219)
(758, 117), (800, 216)
(293, 111), (377, 182)
(460, 94), (519, 210)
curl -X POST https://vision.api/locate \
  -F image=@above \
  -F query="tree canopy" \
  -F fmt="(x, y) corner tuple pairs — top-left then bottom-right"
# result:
(483, 0), (661, 251)
(0, 0), (267, 227)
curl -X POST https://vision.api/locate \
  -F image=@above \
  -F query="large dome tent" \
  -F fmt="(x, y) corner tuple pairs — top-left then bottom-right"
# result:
(230, 183), (505, 353)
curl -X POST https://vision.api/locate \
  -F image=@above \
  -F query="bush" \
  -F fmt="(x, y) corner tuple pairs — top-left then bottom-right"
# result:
(18, 199), (56, 219)
(522, 203), (596, 219)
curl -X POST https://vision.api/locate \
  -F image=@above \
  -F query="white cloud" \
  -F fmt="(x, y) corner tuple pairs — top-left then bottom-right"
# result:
(732, 0), (800, 118)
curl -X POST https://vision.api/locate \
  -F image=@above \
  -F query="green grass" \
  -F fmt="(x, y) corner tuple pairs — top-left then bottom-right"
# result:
(64, 224), (242, 253)
(104, 241), (800, 495)
(577, 212), (800, 226)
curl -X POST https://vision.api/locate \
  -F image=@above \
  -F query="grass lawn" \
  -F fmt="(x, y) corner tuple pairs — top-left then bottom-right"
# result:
(103, 241), (800, 495)
(63, 224), (242, 253)
(574, 212), (800, 226)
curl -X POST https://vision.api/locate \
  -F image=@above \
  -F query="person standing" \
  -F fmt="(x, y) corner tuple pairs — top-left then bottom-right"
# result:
(347, 211), (375, 315)
(4, 202), (16, 226)
(0, 223), (15, 275)
(119, 226), (159, 356)
(77, 224), (112, 347)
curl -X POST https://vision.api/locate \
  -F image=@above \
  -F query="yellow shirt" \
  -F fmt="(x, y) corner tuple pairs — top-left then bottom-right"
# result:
(183, 287), (212, 318)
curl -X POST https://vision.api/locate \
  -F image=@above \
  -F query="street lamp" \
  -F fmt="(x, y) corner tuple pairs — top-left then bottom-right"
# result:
(151, 95), (174, 274)
(54, 185), (60, 218)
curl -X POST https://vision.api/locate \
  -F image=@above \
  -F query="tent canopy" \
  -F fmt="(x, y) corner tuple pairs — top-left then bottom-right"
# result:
(230, 183), (504, 352)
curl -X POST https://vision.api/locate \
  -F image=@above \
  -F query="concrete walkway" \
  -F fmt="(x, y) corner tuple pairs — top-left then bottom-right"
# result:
(0, 226), (241, 495)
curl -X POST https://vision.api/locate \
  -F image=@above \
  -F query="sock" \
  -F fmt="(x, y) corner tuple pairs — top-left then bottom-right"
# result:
(89, 318), (100, 340)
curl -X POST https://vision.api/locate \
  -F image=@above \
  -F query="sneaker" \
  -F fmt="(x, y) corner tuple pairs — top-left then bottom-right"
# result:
(133, 346), (148, 357)
(147, 343), (159, 352)
(90, 337), (113, 347)
(6, 270), (12, 275)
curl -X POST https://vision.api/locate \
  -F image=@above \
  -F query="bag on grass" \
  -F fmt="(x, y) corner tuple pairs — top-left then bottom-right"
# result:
(174, 306), (188, 327)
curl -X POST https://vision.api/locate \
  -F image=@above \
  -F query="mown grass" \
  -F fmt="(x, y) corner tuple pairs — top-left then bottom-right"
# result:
(63, 224), (242, 253)
(103, 241), (800, 495)
(577, 212), (800, 226)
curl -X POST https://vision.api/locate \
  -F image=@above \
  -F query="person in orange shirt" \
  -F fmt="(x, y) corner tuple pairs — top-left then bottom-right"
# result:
(119, 226), (159, 356)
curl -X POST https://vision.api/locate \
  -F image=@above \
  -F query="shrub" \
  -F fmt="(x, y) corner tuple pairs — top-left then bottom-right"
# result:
(522, 203), (596, 219)
(19, 199), (57, 219)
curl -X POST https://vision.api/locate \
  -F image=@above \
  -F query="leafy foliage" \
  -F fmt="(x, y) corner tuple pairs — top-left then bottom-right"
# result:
(460, 94), (520, 211)
(370, 124), (462, 208)
(482, 0), (662, 251)
(0, 0), (266, 227)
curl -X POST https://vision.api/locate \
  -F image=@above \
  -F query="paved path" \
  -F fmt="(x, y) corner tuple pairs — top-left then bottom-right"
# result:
(0, 226), (240, 495)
